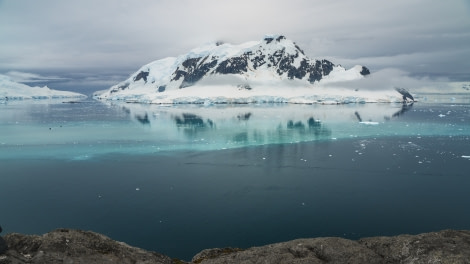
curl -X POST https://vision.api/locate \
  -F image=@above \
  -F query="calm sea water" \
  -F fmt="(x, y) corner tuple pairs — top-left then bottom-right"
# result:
(1, 94), (469, 260)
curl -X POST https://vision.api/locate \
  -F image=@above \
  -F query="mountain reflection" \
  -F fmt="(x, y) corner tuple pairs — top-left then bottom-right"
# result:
(173, 113), (215, 138)
(135, 113), (150, 125)
(237, 112), (252, 121)
(113, 102), (414, 147)
(392, 102), (414, 118)
(285, 117), (331, 138)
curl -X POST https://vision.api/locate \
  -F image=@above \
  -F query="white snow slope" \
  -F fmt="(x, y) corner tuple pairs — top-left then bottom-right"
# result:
(95, 35), (404, 104)
(0, 74), (86, 100)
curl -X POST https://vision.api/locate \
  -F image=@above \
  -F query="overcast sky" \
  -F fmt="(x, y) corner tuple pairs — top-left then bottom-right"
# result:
(0, 0), (469, 93)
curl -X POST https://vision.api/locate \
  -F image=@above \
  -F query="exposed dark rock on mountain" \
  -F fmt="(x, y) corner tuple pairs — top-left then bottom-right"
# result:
(167, 36), (358, 89)
(134, 70), (150, 83)
(1, 229), (470, 263)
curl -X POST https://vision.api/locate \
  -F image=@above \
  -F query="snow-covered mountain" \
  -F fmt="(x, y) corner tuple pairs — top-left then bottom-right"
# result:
(0, 74), (86, 100)
(95, 35), (403, 104)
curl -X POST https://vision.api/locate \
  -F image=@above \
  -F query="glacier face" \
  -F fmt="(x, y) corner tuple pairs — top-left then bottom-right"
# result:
(94, 35), (397, 104)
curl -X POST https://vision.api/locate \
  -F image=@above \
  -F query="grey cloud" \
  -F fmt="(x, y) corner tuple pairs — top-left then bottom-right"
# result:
(5, 71), (68, 83)
(0, 0), (469, 91)
(322, 68), (454, 93)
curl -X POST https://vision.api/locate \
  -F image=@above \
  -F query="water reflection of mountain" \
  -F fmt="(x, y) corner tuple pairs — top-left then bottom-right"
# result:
(116, 102), (412, 146)
(168, 111), (331, 142)
(173, 113), (215, 138)
(391, 102), (414, 118)
(286, 117), (331, 137)
(135, 113), (150, 125)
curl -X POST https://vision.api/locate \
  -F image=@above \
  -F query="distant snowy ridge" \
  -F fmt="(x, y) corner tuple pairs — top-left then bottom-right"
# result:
(0, 74), (86, 100)
(95, 35), (404, 104)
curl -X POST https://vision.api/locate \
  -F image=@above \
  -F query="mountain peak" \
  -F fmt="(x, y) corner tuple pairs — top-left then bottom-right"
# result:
(96, 35), (372, 103)
(263, 34), (286, 44)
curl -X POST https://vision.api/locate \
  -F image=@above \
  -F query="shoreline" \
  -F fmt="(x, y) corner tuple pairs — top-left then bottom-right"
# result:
(1, 228), (470, 263)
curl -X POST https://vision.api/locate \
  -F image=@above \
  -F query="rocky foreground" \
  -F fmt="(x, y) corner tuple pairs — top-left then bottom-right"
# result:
(1, 229), (470, 263)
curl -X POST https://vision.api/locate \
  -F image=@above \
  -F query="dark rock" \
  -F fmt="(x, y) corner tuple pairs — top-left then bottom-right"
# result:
(275, 35), (286, 42)
(264, 37), (274, 44)
(0, 237), (7, 255)
(134, 70), (150, 83)
(2, 229), (173, 264)
(193, 237), (382, 264)
(2, 229), (469, 263)
(237, 84), (252, 90)
(215, 57), (248, 75)
(360, 66), (370, 76)
(110, 82), (130, 94)
(192, 230), (470, 264)
(359, 229), (470, 264)
(158, 85), (166, 92)
(192, 248), (244, 263)
(172, 57), (219, 88)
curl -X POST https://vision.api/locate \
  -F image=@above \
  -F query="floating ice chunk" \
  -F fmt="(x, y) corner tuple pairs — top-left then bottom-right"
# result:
(462, 155), (470, 159)
(71, 155), (90, 160)
(136, 187), (140, 191)
(359, 121), (379, 125)
(438, 114), (446, 117)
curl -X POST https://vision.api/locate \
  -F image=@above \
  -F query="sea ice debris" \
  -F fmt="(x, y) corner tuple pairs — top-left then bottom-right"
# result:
(360, 121), (379, 125)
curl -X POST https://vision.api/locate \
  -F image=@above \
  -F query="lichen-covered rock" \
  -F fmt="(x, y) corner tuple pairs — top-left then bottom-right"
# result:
(2, 229), (173, 264)
(359, 229), (470, 264)
(1, 229), (470, 263)
(192, 238), (382, 264)
(192, 230), (470, 264)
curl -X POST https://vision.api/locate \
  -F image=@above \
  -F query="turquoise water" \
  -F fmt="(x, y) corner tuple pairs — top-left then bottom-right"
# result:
(1, 94), (470, 260)
(1, 94), (469, 160)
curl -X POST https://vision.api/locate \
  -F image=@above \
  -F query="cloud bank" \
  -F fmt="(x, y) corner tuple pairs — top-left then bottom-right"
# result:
(0, 0), (469, 92)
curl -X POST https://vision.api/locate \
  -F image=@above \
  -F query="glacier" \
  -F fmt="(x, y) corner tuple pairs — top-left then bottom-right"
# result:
(94, 35), (405, 104)
(0, 74), (86, 100)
